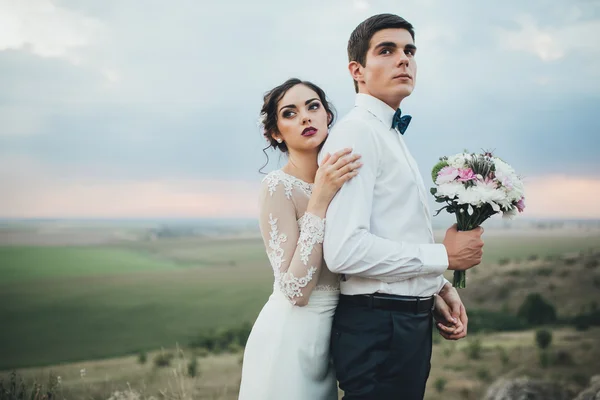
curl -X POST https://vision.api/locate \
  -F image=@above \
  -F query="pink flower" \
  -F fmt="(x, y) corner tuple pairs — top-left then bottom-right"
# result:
(457, 168), (476, 182)
(436, 166), (459, 184)
(516, 197), (526, 213)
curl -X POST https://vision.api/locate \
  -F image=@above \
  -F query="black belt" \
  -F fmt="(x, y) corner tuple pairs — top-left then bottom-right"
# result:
(340, 293), (435, 314)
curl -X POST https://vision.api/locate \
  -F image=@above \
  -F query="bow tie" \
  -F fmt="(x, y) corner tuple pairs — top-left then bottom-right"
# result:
(391, 109), (412, 135)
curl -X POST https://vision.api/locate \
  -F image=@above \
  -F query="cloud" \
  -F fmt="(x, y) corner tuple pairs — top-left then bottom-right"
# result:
(0, 155), (260, 218)
(0, 0), (599, 218)
(0, 0), (102, 63)
(498, 13), (600, 62)
(523, 175), (600, 219)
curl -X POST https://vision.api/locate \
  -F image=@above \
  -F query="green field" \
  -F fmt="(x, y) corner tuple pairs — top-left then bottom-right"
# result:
(1, 231), (599, 371)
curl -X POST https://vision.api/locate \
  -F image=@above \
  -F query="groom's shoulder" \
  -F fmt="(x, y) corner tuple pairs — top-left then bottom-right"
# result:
(331, 107), (378, 136)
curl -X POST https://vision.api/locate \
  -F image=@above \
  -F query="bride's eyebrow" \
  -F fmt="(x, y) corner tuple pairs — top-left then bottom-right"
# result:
(279, 98), (320, 113)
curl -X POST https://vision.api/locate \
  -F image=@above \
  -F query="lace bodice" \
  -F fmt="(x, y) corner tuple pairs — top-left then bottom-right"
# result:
(259, 170), (340, 305)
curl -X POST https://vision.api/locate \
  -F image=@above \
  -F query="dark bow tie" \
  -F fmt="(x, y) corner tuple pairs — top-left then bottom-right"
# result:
(391, 109), (412, 134)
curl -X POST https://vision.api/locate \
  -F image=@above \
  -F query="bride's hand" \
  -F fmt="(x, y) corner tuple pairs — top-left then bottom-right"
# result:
(308, 148), (362, 217)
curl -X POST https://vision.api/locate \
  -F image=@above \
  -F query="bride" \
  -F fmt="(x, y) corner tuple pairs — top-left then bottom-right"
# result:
(238, 78), (362, 399)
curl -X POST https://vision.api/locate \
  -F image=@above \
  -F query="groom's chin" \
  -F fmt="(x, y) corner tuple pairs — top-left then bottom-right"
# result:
(396, 85), (414, 98)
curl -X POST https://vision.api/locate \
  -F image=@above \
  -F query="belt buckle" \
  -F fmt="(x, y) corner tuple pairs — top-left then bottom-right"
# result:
(431, 294), (437, 312)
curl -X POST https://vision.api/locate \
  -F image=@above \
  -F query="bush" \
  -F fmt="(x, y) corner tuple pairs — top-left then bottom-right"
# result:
(571, 373), (589, 387)
(497, 346), (510, 365)
(194, 348), (210, 358)
(553, 350), (574, 366)
(137, 351), (147, 364)
(189, 322), (253, 353)
(466, 338), (482, 360)
(498, 258), (510, 266)
(0, 371), (58, 400)
(517, 293), (557, 325)
(497, 286), (510, 300)
(584, 259), (599, 269)
(528, 254), (539, 262)
(477, 367), (492, 382)
(187, 357), (199, 377)
(153, 351), (174, 367)
(434, 377), (447, 393)
(535, 267), (553, 276)
(468, 309), (529, 334)
(571, 310), (600, 330)
(564, 258), (577, 266)
(227, 343), (243, 354)
(535, 329), (552, 350)
(539, 350), (550, 368)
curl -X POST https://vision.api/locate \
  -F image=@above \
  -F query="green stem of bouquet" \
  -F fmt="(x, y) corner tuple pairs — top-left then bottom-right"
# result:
(453, 207), (490, 289)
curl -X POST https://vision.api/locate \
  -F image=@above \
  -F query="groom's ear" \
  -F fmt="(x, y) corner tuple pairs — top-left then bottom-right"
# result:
(348, 61), (365, 86)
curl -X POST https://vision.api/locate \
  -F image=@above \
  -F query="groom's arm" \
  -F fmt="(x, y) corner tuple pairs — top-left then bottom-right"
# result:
(320, 118), (448, 282)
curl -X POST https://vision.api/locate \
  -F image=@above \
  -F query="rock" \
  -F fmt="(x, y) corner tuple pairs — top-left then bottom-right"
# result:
(573, 375), (600, 400)
(484, 377), (573, 400)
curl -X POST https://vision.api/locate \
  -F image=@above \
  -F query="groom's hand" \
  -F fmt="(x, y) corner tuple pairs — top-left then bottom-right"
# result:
(437, 283), (468, 340)
(433, 294), (462, 338)
(443, 224), (484, 271)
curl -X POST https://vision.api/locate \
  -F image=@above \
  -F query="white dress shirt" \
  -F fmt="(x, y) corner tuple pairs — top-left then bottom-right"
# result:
(319, 93), (450, 297)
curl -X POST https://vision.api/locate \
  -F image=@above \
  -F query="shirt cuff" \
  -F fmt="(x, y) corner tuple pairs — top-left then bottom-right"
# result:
(420, 243), (449, 276)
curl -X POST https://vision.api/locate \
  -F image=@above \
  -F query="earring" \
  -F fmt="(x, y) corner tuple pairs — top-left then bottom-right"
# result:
(276, 138), (282, 143)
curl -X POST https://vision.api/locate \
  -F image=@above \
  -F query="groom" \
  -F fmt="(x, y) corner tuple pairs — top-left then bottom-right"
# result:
(320, 14), (484, 399)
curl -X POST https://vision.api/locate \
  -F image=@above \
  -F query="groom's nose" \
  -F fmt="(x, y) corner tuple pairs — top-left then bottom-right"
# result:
(397, 52), (410, 66)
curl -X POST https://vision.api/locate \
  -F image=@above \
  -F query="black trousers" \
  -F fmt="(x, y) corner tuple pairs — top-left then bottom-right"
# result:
(330, 295), (433, 400)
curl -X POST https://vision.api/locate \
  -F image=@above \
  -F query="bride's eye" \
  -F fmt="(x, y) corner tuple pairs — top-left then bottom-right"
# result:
(308, 102), (321, 110)
(282, 110), (296, 118)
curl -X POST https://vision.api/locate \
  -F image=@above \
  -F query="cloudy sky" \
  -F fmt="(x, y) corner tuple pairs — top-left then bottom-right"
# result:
(1, 0), (599, 219)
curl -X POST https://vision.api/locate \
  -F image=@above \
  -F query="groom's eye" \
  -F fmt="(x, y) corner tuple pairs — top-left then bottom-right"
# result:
(405, 49), (416, 57)
(380, 48), (392, 55)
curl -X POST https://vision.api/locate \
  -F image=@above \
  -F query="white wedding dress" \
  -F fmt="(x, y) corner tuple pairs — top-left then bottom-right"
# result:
(238, 170), (340, 400)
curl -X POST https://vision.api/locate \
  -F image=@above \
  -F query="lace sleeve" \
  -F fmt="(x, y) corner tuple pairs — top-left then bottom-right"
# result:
(258, 178), (326, 306)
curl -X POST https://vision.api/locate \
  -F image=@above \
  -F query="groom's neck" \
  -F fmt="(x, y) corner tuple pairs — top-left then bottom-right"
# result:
(358, 88), (404, 110)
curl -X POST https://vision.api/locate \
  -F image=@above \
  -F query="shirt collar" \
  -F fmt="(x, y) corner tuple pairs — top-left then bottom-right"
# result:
(355, 93), (397, 129)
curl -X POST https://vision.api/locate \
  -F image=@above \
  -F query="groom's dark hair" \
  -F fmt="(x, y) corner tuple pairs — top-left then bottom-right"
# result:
(348, 14), (415, 92)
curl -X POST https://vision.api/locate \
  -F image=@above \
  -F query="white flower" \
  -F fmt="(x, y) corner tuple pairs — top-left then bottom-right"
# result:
(447, 153), (470, 169)
(436, 181), (463, 199)
(80, 368), (86, 378)
(57, 376), (62, 385)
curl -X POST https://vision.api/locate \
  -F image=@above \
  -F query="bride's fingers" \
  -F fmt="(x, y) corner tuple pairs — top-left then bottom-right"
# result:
(332, 153), (361, 171)
(321, 152), (331, 165)
(340, 169), (360, 182)
(326, 148), (353, 166)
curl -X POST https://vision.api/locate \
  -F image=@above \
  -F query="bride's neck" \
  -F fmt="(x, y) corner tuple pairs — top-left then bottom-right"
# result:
(282, 150), (319, 184)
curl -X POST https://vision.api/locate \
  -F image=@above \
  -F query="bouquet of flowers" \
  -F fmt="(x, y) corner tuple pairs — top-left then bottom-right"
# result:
(430, 151), (525, 288)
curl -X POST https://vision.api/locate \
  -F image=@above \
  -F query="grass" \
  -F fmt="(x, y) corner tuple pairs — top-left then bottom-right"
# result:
(3, 328), (598, 400)
(0, 244), (272, 370)
(0, 246), (180, 282)
(1, 231), (599, 371)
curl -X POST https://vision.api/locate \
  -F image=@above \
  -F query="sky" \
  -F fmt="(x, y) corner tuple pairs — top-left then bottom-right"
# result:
(1, 0), (599, 219)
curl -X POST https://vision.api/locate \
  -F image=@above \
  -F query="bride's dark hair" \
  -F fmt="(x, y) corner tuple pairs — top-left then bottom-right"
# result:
(258, 78), (336, 173)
